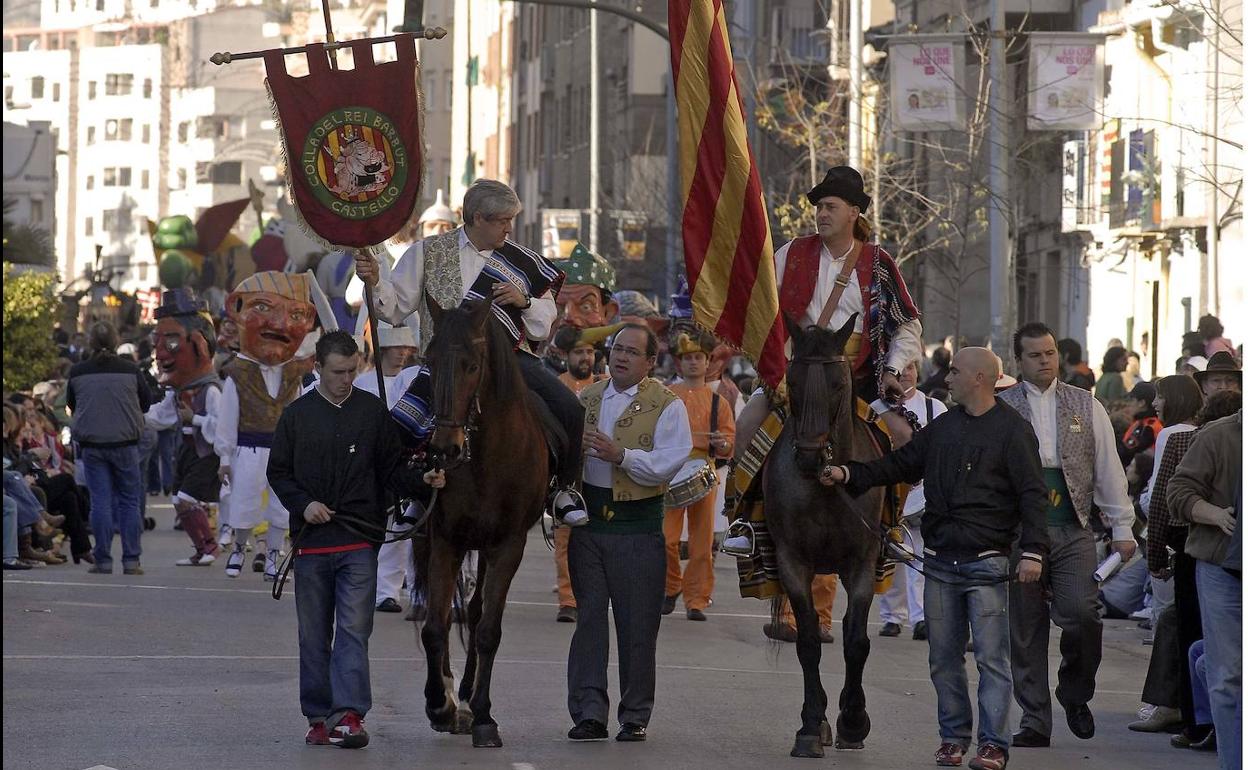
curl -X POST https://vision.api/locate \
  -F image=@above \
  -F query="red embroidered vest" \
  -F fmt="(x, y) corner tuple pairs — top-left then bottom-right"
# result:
(778, 235), (875, 374)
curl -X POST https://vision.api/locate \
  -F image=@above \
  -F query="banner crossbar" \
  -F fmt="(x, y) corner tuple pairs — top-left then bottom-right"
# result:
(209, 28), (447, 66)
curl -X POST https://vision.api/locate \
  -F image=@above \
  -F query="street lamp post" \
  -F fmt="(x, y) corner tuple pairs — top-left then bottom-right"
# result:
(500, 0), (678, 298)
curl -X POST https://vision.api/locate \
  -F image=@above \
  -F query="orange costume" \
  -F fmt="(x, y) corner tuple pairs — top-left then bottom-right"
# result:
(553, 370), (604, 610)
(663, 382), (735, 612)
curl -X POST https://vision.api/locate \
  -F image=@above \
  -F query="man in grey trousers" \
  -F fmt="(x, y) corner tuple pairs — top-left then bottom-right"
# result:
(565, 324), (692, 743)
(999, 323), (1137, 747)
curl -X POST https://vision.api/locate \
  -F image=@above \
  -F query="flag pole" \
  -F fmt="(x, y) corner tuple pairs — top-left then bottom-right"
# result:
(318, 0), (387, 405)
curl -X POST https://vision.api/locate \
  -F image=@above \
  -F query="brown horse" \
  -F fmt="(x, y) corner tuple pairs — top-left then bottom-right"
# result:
(420, 298), (550, 748)
(763, 313), (887, 757)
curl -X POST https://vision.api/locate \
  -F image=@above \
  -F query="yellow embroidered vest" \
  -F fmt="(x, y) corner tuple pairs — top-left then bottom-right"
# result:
(580, 377), (679, 501)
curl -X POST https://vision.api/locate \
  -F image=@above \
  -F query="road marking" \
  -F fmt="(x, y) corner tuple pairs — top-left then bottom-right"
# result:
(513, 764), (537, 770)
(81, 766), (120, 770)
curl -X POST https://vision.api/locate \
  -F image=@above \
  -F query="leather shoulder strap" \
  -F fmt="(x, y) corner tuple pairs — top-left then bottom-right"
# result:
(815, 241), (865, 329)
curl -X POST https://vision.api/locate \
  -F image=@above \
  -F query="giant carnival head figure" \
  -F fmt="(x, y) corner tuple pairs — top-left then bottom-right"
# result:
(557, 243), (619, 329)
(225, 271), (317, 366)
(152, 288), (217, 388)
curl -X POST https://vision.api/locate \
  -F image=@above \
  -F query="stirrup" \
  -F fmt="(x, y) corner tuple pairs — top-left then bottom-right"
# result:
(720, 520), (756, 557)
(883, 524), (917, 561)
(550, 487), (588, 526)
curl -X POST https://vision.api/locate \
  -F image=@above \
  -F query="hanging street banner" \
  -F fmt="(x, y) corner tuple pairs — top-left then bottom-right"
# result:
(264, 36), (425, 248)
(615, 211), (648, 261)
(889, 36), (967, 132)
(540, 209), (582, 260)
(1028, 34), (1104, 131)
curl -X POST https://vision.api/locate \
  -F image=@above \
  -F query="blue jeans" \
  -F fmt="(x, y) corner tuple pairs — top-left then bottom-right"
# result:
(295, 547), (378, 726)
(3, 471), (42, 529)
(3, 494), (17, 560)
(82, 445), (144, 569)
(924, 555), (1013, 751)
(1196, 561), (1240, 770)
(1188, 639), (1213, 726)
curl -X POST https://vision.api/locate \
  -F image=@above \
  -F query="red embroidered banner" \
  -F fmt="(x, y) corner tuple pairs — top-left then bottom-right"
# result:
(264, 37), (424, 248)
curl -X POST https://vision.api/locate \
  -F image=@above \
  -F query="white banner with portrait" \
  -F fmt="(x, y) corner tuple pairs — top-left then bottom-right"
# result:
(1028, 34), (1104, 131)
(889, 37), (967, 132)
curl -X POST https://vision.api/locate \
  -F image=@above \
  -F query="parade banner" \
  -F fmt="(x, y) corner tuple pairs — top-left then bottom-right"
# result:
(540, 209), (582, 260)
(1028, 34), (1104, 131)
(888, 37), (967, 132)
(615, 211), (648, 261)
(669, 0), (786, 389)
(263, 36), (424, 248)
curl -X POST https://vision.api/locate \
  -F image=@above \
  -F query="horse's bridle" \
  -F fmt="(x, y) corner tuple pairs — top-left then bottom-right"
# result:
(792, 354), (848, 456)
(429, 336), (486, 471)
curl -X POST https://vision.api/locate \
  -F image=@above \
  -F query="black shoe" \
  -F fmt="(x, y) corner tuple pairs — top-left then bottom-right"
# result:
(686, 608), (707, 621)
(1190, 729), (1217, 752)
(2, 560), (33, 570)
(912, 621), (928, 640)
(1065, 703), (1095, 739)
(375, 598), (402, 613)
(616, 723), (647, 742)
(879, 622), (902, 637)
(1011, 727), (1050, 747)
(568, 719), (609, 741)
(252, 551), (265, 572)
(661, 594), (678, 615)
(556, 606), (578, 623)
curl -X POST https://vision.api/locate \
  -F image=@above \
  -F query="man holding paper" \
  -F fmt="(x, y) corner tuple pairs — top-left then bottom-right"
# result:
(998, 322), (1137, 747)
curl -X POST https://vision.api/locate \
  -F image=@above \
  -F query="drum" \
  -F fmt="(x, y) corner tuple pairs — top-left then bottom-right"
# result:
(664, 459), (718, 509)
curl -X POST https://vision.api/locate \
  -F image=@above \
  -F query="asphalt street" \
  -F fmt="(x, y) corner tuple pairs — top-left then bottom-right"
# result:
(3, 499), (1218, 770)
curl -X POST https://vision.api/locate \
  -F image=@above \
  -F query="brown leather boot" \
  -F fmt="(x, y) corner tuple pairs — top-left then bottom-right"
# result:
(19, 533), (64, 565)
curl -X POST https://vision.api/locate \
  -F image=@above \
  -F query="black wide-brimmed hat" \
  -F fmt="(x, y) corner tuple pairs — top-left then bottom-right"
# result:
(1194, 350), (1241, 387)
(154, 287), (207, 319)
(807, 166), (871, 211)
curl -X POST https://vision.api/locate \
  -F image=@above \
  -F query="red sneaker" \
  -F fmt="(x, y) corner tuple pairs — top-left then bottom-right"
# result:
(329, 711), (370, 749)
(305, 722), (330, 746)
(935, 742), (966, 766)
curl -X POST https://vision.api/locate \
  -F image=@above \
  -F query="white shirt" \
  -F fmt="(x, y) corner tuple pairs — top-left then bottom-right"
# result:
(773, 239), (923, 372)
(353, 364), (422, 411)
(144, 388), (180, 431)
(583, 380), (693, 490)
(214, 354), (290, 468)
(189, 384), (223, 449)
(1139, 422), (1197, 512)
(872, 388), (947, 516)
(373, 228), (558, 344)
(1022, 378), (1136, 541)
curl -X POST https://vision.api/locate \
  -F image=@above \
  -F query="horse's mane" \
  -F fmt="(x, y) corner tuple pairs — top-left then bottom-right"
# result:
(429, 303), (525, 400)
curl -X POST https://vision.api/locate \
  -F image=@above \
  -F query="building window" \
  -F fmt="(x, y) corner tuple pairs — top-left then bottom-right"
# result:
(86, 126), (96, 145)
(96, 0), (104, 10)
(31, 76), (44, 99)
(52, 82), (61, 101)
(118, 167), (131, 186)
(30, 199), (44, 223)
(210, 161), (242, 184)
(105, 118), (132, 141)
(446, 72), (453, 110)
(425, 79), (436, 112)
(104, 167), (117, 186)
(177, 121), (189, 142)
(88, 81), (97, 99)
(143, 78), (152, 98)
(195, 161), (211, 183)
(141, 169), (149, 189)
(104, 73), (133, 96)
(176, 168), (186, 189)
(141, 124), (150, 143)
(86, 174), (95, 189)
(85, 216), (93, 236)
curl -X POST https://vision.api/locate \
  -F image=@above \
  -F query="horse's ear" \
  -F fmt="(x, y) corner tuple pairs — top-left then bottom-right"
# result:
(424, 291), (444, 329)
(832, 312), (858, 351)
(782, 312), (804, 345)
(469, 297), (493, 330)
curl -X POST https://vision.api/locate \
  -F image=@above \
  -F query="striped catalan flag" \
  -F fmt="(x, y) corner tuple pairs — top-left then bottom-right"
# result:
(669, 0), (786, 388)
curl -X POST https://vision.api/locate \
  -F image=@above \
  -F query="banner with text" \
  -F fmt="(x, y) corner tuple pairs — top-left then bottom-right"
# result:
(1028, 35), (1104, 131)
(889, 37), (967, 132)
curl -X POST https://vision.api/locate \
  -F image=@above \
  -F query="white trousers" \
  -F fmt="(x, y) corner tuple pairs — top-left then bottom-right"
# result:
(224, 446), (289, 530)
(376, 509), (413, 604)
(878, 522), (925, 626)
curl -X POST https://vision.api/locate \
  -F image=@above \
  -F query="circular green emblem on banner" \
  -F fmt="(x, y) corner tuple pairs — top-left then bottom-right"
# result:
(301, 106), (409, 220)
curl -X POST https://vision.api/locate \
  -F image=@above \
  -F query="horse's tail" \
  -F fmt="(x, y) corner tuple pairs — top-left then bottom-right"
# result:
(767, 595), (787, 657)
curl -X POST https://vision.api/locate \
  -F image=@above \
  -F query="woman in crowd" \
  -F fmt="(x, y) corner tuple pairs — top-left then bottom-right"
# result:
(1095, 346), (1130, 403)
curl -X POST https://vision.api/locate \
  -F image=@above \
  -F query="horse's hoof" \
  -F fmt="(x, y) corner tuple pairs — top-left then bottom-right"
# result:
(819, 720), (834, 746)
(790, 734), (825, 758)
(834, 736), (865, 750)
(472, 723), (503, 748)
(453, 705), (474, 734)
(835, 710), (871, 747)
(427, 703), (456, 733)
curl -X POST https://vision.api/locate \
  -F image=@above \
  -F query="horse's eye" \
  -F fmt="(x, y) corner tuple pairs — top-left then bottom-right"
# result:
(467, 364), (480, 374)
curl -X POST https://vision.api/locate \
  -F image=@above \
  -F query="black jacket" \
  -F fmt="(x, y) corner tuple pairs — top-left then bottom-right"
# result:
(267, 387), (428, 551)
(846, 399), (1049, 563)
(66, 352), (151, 448)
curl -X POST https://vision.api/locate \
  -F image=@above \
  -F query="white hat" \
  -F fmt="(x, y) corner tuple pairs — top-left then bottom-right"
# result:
(377, 323), (417, 349)
(1185, 355), (1208, 372)
(418, 188), (457, 226)
(115, 342), (137, 357)
(995, 373), (1018, 389)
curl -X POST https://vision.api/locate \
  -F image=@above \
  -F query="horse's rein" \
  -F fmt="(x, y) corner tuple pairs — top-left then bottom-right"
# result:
(792, 354), (848, 454)
(429, 336), (487, 470)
